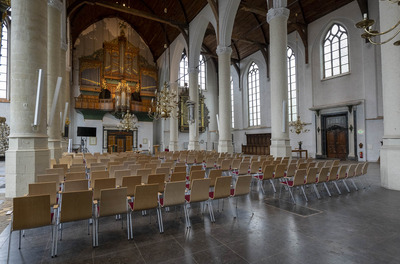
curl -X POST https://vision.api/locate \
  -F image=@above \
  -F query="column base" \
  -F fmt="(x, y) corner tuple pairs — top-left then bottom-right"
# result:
(169, 141), (179, 152)
(380, 139), (400, 190)
(270, 138), (291, 157)
(61, 139), (68, 153)
(188, 141), (200, 151)
(5, 137), (49, 198)
(218, 140), (233, 154)
(48, 139), (62, 160)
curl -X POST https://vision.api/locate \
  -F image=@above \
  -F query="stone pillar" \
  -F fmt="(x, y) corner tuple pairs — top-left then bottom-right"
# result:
(217, 45), (233, 154)
(169, 82), (179, 151)
(60, 43), (68, 152)
(6, 0), (49, 197)
(380, 1), (400, 190)
(267, 0), (291, 157)
(47, 0), (62, 160)
(188, 67), (199, 150)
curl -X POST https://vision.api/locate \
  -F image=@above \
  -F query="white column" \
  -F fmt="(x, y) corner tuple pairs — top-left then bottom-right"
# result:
(60, 43), (68, 152)
(47, 0), (62, 160)
(217, 45), (233, 154)
(267, 1), (291, 157)
(169, 82), (179, 151)
(6, 0), (49, 198)
(380, 1), (400, 190)
(188, 67), (199, 150)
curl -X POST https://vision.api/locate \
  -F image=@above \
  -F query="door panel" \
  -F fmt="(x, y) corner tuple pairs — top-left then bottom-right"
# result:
(326, 127), (347, 160)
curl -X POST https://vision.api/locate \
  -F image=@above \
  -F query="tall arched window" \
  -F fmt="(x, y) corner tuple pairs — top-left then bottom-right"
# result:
(198, 55), (206, 90)
(179, 51), (188, 87)
(248, 62), (260, 127)
(323, 23), (349, 78)
(0, 22), (8, 100)
(231, 76), (234, 128)
(287, 47), (297, 122)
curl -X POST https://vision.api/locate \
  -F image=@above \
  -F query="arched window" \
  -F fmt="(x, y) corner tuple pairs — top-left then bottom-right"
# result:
(248, 62), (260, 127)
(323, 23), (349, 78)
(231, 76), (234, 128)
(198, 55), (206, 90)
(287, 47), (297, 122)
(179, 51), (188, 87)
(0, 22), (8, 100)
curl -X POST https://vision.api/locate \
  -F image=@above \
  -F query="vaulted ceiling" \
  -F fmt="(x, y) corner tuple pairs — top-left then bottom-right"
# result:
(67, 0), (365, 63)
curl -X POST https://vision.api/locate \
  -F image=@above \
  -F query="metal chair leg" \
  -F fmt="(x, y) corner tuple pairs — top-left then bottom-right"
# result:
(333, 181), (342, 194)
(269, 179), (276, 193)
(301, 186), (308, 202)
(323, 183), (332, 197)
(313, 184), (321, 199)
(342, 180), (350, 193)
(288, 187), (296, 204)
(350, 179), (359, 191)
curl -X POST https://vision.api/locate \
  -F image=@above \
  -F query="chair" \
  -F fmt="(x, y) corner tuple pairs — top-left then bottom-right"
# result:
(147, 174), (166, 194)
(53, 164), (68, 172)
(257, 164), (276, 193)
(63, 179), (89, 192)
(185, 178), (213, 226)
(36, 174), (60, 191)
(122, 176), (142, 198)
(90, 165), (106, 172)
(55, 190), (94, 255)
(188, 170), (206, 189)
(46, 168), (65, 182)
(90, 170), (109, 188)
(234, 162), (250, 177)
(64, 172), (86, 182)
(170, 172), (187, 182)
(189, 165), (203, 174)
(93, 178), (116, 201)
(114, 169), (131, 187)
(128, 184), (163, 236)
(230, 159), (242, 171)
(230, 175), (253, 218)
(280, 169), (307, 203)
(109, 164), (125, 178)
(345, 164), (359, 191)
(29, 182), (58, 206)
(156, 167), (171, 182)
(137, 168), (152, 184)
(285, 163), (297, 178)
(145, 163), (158, 174)
(159, 181), (189, 228)
(219, 159), (232, 176)
(94, 187), (131, 246)
(249, 161), (261, 177)
(128, 164), (143, 175)
(326, 166), (340, 194)
(334, 165), (349, 194)
(208, 169), (223, 187)
(173, 166), (186, 173)
(69, 166), (86, 173)
(7, 195), (57, 261)
(316, 167), (331, 197)
(209, 176), (232, 219)
(305, 167), (321, 199)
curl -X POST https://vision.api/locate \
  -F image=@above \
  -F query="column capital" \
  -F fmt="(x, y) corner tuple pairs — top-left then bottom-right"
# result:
(48, 0), (63, 12)
(61, 41), (68, 51)
(267, 7), (290, 23)
(216, 45), (232, 56)
(189, 67), (199, 74)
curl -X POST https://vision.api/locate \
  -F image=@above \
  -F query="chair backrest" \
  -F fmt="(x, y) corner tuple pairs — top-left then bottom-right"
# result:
(147, 173), (166, 192)
(160, 162), (174, 169)
(292, 169), (307, 186)
(65, 171), (86, 181)
(317, 167), (330, 183)
(328, 166), (340, 181)
(355, 163), (363, 176)
(249, 161), (261, 174)
(280, 159), (289, 165)
(64, 179), (89, 192)
(204, 157), (216, 168)
(107, 161), (122, 171)
(145, 163), (158, 174)
(114, 169), (131, 187)
(186, 155), (196, 164)
(122, 176), (142, 197)
(137, 168), (152, 184)
(59, 156), (72, 168)
(262, 164), (275, 180)
(190, 165), (203, 173)
(208, 169), (223, 187)
(190, 170), (206, 186)
(53, 163), (68, 172)
(170, 172), (187, 182)
(45, 168), (65, 182)
(85, 158), (98, 169)
(232, 175), (252, 196)
(60, 190), (93, 223)
(220, 159), (232, 170)
(123, 161), (136, 169)
(306, 167), (319, 184)
(162, 181), (186, 207)
(316, 161), (325, 169)
(297, 163), (307, 170)
(346, 164), (357, 178)
(13, 195), (51, 230)
(93, 178), (116, 201)
(28, 182), (57, 206)
(332, 160), (340, 166)
(362, 162), (369, 175)
(213, 176), (232, 199)
(274, 164), (287, 179)
(90, 170), (109, 187)
(156, 167), (171, 182)
(91, 164), (106, 172)
(133, 184), (159, 211)
(69, 166), (86, 173)
(324, 160), (333, 168)
(36, 174), (60, 191)
(128, 164), (143, 175)
(109, 164), (126, 178)
(173, 166), (186, 173)
(72, 157), (84, 165)
(188, 178), (211, 203)
(231, 159), (241, 170)
(307, 162), (316, 169)
(99, 187), (127, 217)
(337, 165), (348, 180)
(286, 164), (297, 177)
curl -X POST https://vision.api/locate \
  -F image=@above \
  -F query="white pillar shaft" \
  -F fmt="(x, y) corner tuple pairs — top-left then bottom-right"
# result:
(169, 82), (179, 151)
(267, 6), (291, 157)
(217, 46), (233, 153)
(6, 0), (49, 197)
(47, 1), (62, 159)
(380, 1), (400, 190)
(188, 68), (199, 150)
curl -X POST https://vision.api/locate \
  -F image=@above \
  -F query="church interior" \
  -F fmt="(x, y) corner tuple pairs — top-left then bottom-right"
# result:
(0, 0), (400, 263)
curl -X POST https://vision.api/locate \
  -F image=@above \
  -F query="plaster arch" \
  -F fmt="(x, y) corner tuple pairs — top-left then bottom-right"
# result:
(169, 34), (188, 84)
(218, 0), (241, 47)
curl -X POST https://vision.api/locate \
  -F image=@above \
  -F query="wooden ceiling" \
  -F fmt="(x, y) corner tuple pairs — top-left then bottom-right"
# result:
(67, 0), (363, 63)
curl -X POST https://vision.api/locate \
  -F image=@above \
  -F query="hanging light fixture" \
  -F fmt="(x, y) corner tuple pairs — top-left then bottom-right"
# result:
(355, 0), (400, 46)
(289, 116), (310, 134)
(148, 81), (178, 120)
(118, 110), (138, 131)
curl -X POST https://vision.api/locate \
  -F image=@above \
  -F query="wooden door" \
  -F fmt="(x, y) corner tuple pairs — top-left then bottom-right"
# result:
(326, 126), (347, 160)
(108, 135), (116, 153)
(117, 138), (125, 152)
(126, 136), (133, 151)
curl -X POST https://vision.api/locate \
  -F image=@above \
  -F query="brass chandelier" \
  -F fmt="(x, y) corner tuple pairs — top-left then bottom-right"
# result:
(119, 110), (138, 131)
(148, 81), (178, 120)
(355, 0), (400, 46)
(289, 116), (310, 134)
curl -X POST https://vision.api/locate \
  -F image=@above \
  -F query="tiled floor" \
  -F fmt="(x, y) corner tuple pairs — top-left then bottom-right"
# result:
(1, 162), (400, 263)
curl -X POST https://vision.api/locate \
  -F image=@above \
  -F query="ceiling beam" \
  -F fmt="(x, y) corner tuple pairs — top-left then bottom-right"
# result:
(240, 2), (266, 17)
